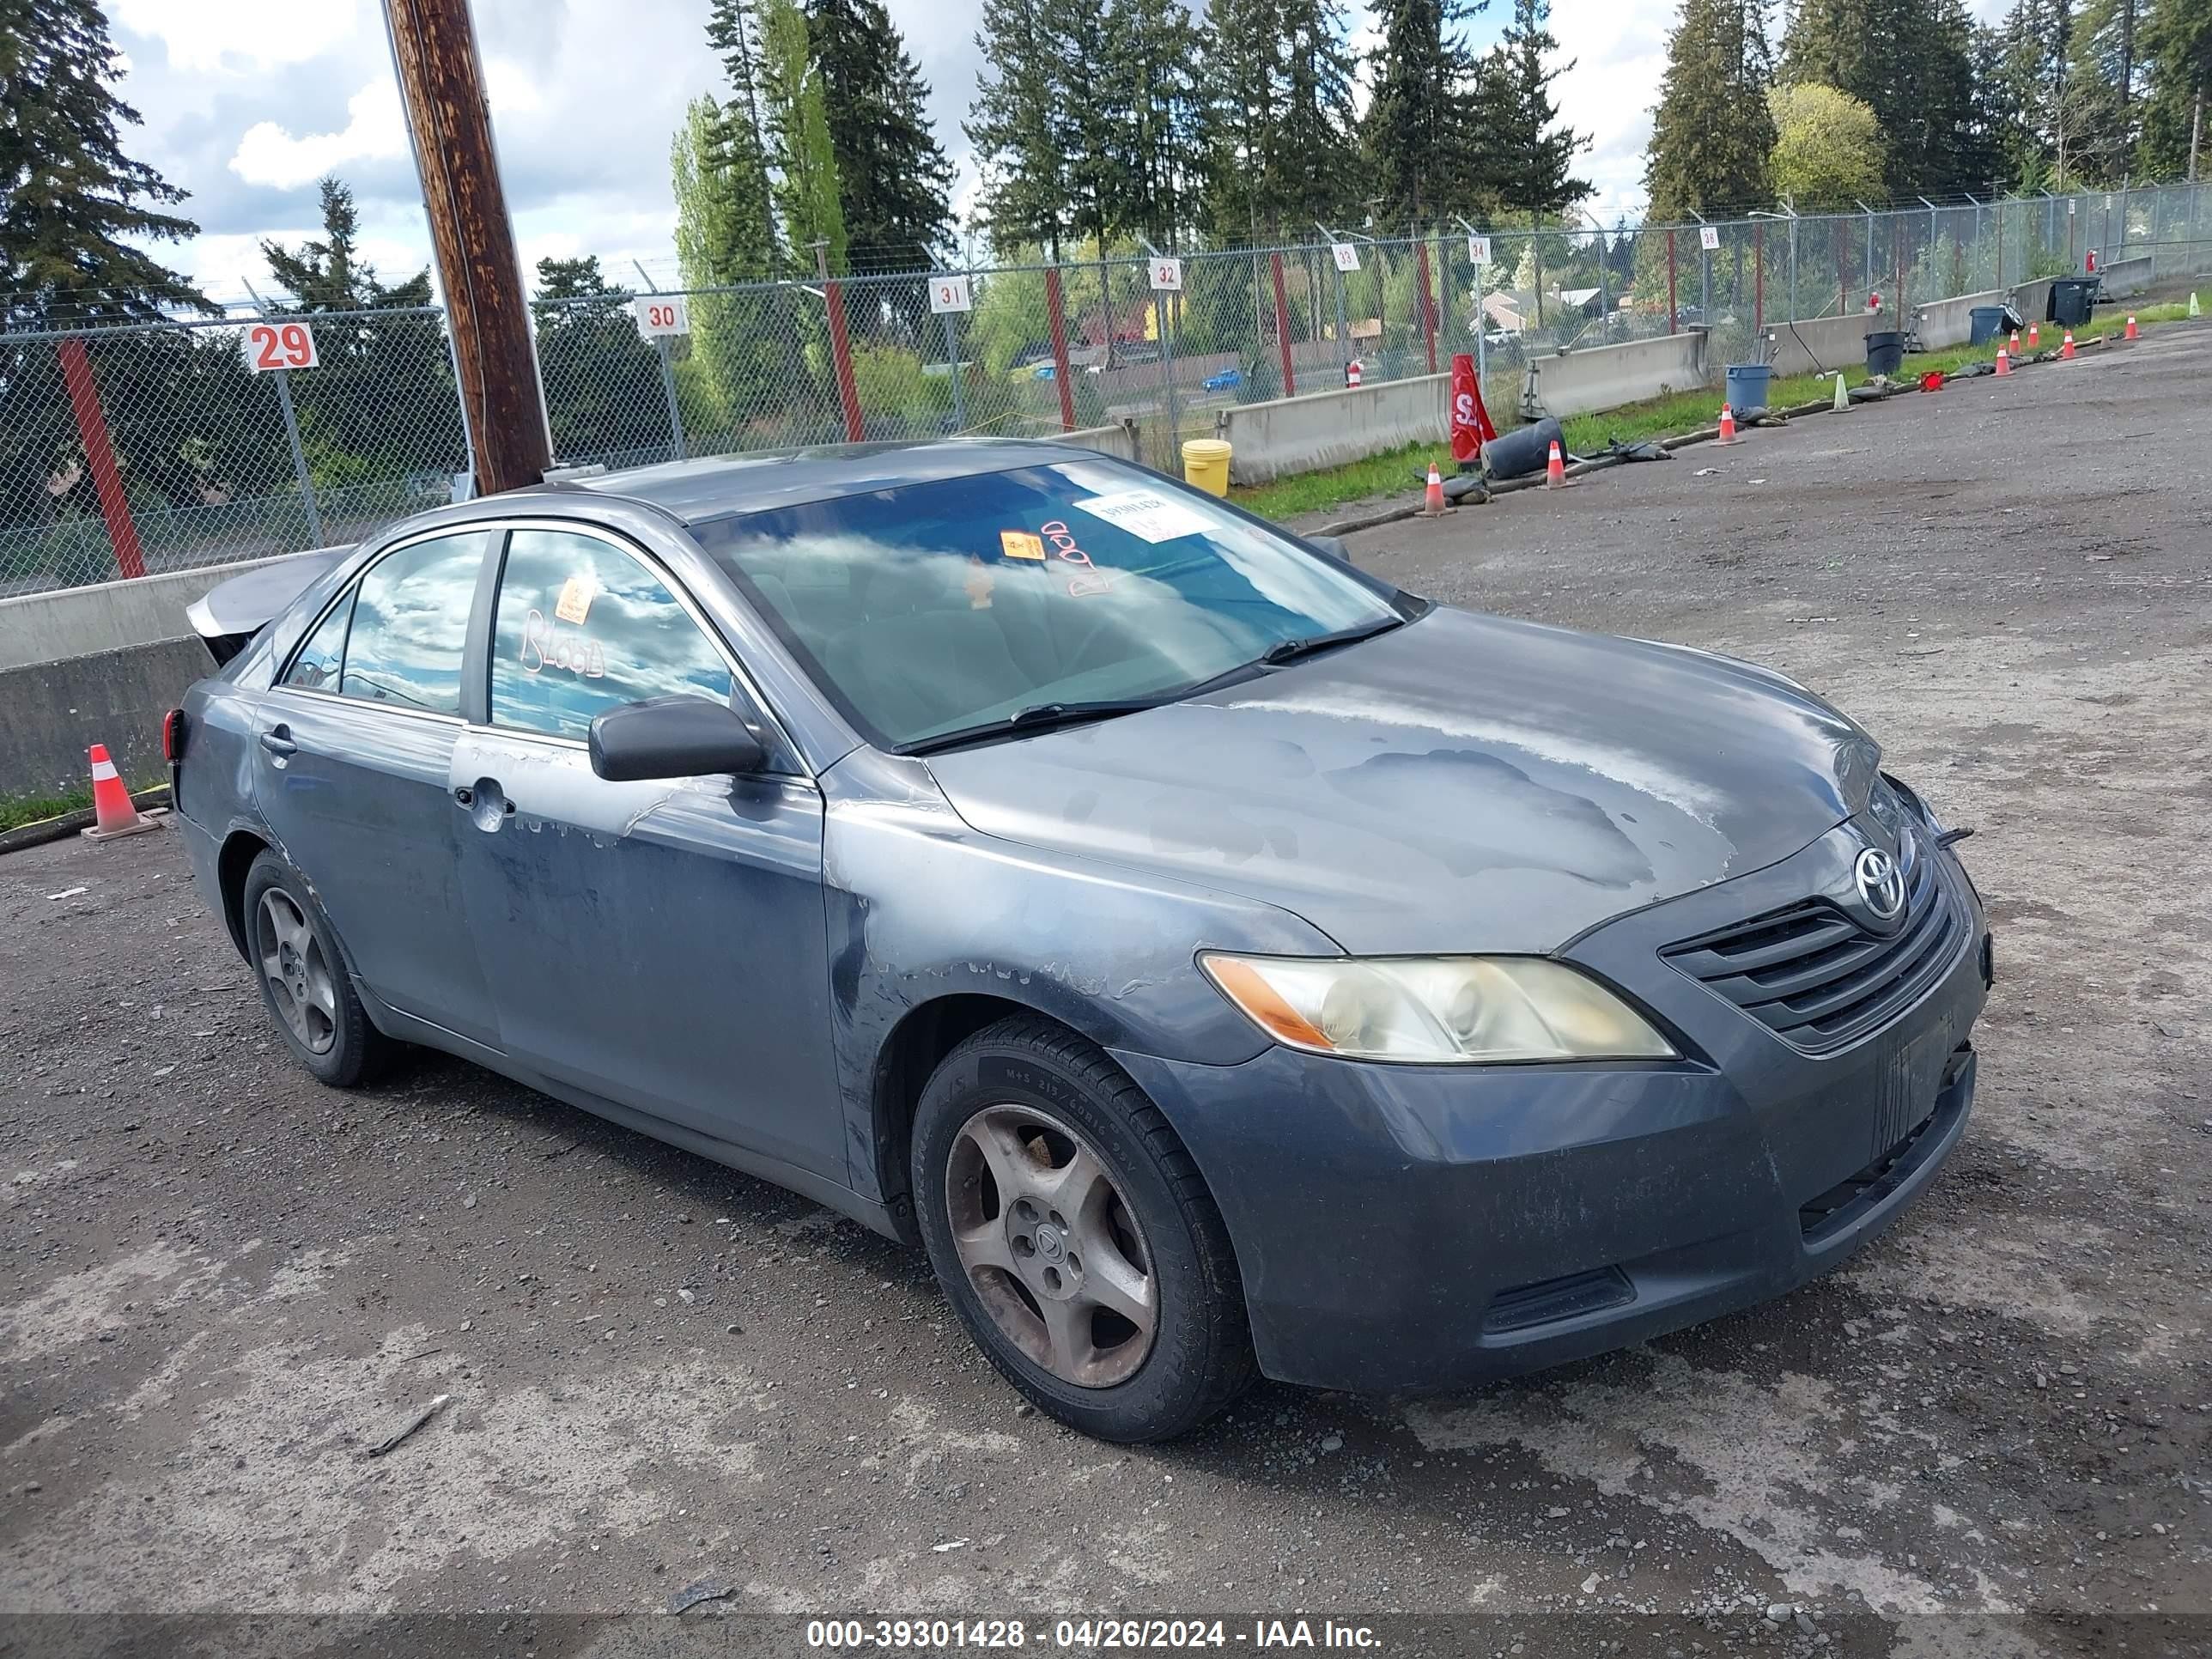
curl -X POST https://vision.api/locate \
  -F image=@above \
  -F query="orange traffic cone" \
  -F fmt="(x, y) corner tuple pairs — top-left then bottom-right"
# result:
(1423, 462), (1446, 515)
(2124, 314), (2138, 341)
(1715, 403), (1740, 446)
(1994, 345), (2010, 375)
(1544, 440), (1569, 488)
(2060, 330), (2075, 359)
(2009, 328), (2021, 357)
(2027, 321), (2040, 349)
(82, 743), (163, 842)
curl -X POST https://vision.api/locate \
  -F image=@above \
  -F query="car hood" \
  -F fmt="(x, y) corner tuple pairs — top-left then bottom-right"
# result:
(920, 606), (1881, 955)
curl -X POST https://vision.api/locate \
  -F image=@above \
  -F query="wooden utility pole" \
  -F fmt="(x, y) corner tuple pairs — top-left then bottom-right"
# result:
(382, 0), (551, 495)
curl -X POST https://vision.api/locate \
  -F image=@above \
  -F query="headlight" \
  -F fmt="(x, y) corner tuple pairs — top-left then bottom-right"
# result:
(1200, 953), (1677, 1064)
(1880, 771), (1942, 835)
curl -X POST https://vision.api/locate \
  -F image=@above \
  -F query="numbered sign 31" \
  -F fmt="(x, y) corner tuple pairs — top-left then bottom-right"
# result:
(1331, 241), (1362, 273)
(1149, 257), (1183, 292)
(1465, 234), (1491, 266)
(1698, 225), (1721, 252)
(633, 295), (690, 338)
(929, 274), (973, 313)
(242, 319), (318, 374)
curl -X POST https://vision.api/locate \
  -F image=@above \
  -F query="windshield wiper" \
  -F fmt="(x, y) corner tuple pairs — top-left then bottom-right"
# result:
(1259, 615), (1404, 666)
(900, 698), (1165, 756)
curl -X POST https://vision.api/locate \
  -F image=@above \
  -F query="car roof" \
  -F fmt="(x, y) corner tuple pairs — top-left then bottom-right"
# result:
(536, 438), (1111, 526)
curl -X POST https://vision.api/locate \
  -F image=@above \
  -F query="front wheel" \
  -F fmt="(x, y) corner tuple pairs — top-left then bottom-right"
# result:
(912, 1017), (1255, 1442)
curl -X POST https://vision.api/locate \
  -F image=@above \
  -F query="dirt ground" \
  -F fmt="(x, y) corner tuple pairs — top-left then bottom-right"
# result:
(3, 325), (2208, 1657)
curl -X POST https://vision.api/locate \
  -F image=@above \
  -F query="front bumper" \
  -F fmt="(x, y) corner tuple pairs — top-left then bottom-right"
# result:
(1113, 830), (1991, 1394)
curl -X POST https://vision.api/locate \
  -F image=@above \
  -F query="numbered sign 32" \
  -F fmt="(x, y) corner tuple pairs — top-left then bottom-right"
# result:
(1149, 258), (1183, 292)
(633, 295), (690, 338)
(1698, 225), (1721, 252)
(242, 319), (318, 374)
(1331, 241), (1362, 274)
(1465, 234), (1491, 266)
(929, 274), (973, 314)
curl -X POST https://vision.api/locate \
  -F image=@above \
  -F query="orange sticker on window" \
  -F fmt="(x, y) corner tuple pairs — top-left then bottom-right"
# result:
(999, 530), (1045, 561)
(554, 574), (595, 625)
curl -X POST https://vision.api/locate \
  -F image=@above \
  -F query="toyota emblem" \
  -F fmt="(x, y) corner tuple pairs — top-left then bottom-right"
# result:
(1854, 847), (1906, 922)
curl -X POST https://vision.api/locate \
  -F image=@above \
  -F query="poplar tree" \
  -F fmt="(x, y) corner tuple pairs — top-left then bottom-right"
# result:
(703, 0), (781, 276)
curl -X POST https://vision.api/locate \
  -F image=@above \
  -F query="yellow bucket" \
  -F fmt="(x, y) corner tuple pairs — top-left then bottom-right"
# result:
(1181, 438), (1232, 497)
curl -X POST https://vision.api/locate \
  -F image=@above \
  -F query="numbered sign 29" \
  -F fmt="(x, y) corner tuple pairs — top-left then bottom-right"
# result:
(242, 319), (318, 374)
(1149, 258), (1183, 292)
(1330, 241), (1362, 274)
(1465, 234), (1491, 266)
(1698, 225), (1721, 252)
(633, 295), (690, 338)
(929, 273), (973, 314)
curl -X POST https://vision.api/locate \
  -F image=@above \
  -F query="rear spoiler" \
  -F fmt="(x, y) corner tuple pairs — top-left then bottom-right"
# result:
(186, 546), (352, 665)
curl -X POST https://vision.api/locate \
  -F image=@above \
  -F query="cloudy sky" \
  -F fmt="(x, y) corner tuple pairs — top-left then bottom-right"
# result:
(108, 0), (2003, 307)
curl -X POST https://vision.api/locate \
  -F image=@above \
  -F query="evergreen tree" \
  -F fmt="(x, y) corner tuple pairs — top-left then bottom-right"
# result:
(1362, 0), (1479, 222)
(1206, 0), (1282, 239)
(0, 0), (210, 325)
(2065, 0), (2149, 182)
(1783, 0), (1978, 197)
(1645, 0), (1776, 217)
(1273, 0), (1363, 230)
(531, 257), (672, 466)
(1473, 0), (1589, 217)
(2135, 0), (2209, 178)
(1104, 0), (1206, 244)
(807, 0), (954, 268)
(260, 179), (429, 310)
(704, 0), (781, 277)
(968, 0), (1069, 257)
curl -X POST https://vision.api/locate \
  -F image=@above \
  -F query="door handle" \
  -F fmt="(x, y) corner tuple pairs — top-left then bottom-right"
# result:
(258, 726), (296, 758)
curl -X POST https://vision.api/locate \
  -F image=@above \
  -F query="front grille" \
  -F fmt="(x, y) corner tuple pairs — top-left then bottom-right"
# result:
(1662, 847), (1964, 1052)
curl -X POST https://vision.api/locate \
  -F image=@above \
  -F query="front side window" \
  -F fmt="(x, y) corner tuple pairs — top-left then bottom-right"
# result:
(693, 459), (1402, 750)
(336, 532), (491, 715)
(489, 528), (732, 740)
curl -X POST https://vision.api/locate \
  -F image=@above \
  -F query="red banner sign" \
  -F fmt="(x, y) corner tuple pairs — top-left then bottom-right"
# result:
(1449, 354), (1496, 465)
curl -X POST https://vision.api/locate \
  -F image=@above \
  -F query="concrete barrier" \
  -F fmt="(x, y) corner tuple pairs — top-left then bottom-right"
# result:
(1914, 288), (2009, 349)
(2098, 254), (2154, 298)
(1052, 420), (1143, 463)
(0, 550), (306, 674)
(2008, 276), (2058, 327)
(1765, 313), (1873, 377)
(1214, 374), (1449, 485)
(1518, 333), (1705, 419)
(0, 638), (209, 803)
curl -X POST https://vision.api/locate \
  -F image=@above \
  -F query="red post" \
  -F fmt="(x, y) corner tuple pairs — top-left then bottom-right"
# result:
(823, 278), (864, 443)
(57, 337), (146, 580)
(1269, 251), (1296, 398)
(1754, 222), (1765, 336)
(1414, 237), (1437, 374)
(1667, 228), (1678, 334)
(1044, 264), (1076, 430)
(1994, 198), (2003, 289)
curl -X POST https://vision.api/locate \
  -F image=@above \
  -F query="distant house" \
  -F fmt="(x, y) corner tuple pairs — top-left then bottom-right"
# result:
(1556, 287), (1604, 316)
(1479, 293), (1525, 332)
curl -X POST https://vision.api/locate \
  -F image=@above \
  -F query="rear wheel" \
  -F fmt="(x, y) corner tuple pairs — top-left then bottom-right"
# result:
(912, 1016), (1255, 1442)
(241, 851), (389, 1088)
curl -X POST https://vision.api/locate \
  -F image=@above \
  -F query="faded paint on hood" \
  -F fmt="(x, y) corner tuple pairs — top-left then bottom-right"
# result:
(921, 606), (1881, 955)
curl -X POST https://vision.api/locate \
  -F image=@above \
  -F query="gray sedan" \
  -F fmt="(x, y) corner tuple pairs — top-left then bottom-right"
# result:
(172, 441), (1990, 1441)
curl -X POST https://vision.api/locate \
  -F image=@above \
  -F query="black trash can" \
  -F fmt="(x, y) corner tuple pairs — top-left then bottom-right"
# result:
(1968, 305), (2009, 346)
(1865, 330), (1905, 376)
(1481, 416), (1565, 482)
(2048, 278), (2097, 328)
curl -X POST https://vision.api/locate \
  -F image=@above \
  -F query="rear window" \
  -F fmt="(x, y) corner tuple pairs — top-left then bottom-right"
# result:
(694, 459), (1396, 748)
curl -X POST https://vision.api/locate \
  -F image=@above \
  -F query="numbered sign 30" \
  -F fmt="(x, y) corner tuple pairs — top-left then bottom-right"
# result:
(1698, 225), (1721, 252)
(633, 295), (690, 338)
(1465, 234), (1491, 266)
(242, 319), (318, 374)
(1331, 241), (1362, 273)
(929, 274), (973, 313)
(1149, 258), (1183, 292)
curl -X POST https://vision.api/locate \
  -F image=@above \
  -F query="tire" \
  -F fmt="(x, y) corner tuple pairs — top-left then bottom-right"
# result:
(240, 850), (390, 1088)
(912, 1015), (1255, 1442)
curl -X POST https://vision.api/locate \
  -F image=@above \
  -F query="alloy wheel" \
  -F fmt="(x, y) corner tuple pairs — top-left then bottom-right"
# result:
(255, 888), (337, 1055)
(944, 1103), (1158, 1388)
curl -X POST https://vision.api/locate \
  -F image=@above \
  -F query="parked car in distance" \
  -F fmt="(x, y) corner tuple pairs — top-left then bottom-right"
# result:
(173, 441), (1992, 1442)
(1201, 367), (1243, 392)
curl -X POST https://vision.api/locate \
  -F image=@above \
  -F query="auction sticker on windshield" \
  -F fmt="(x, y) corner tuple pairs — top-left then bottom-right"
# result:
(1071, 488), (1213, 544)
(999, 530), (1046, 561)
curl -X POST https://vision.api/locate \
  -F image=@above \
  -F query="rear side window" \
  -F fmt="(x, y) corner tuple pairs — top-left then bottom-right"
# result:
(334, 532), (492, 715)
(283, 592), (353, 691)
(489, 528), (732, 740)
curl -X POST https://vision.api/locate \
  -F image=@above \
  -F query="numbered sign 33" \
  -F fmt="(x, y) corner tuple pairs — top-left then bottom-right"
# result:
(1149, 258), (1183, 292)
(1331, 241), (1362, 273)
(1698, 225), (1721, 252)
(633, 295), (690, 338)
(929, 274), (973, 313)
(243, 319), (318, 374)
(1465, 234), (1491, 266)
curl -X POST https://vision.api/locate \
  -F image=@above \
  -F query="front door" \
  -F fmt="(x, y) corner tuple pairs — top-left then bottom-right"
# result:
(250, 529), (501, 1048)
(450, 525), (843, 1179)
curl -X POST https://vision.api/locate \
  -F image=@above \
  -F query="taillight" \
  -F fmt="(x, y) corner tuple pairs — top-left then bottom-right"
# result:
(161, 708), (185, 763)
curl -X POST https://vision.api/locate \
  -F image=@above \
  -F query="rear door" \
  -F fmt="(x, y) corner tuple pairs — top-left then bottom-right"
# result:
(250, 528), (501, 1048)
(447, 524), (842, 1177)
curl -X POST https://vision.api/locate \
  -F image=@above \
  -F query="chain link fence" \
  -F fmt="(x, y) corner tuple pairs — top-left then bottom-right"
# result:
(5, 182), (2209, 596)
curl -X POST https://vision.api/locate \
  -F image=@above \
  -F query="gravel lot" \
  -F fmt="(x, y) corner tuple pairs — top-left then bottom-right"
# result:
(3, 325), (2208, 1656)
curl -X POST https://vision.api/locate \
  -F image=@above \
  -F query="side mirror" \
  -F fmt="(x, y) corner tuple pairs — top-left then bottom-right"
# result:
(1305, 533), (1352, 564)
(588, 697), (767, 782)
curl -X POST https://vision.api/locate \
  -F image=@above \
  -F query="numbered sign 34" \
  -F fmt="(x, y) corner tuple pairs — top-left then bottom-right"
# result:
(929, 274), (973, 314)
(1465, 234), (1491, 266)
(1149, 258), (1183, 292)
(633, 295), (690, 338)
(242, 319), (318, 374)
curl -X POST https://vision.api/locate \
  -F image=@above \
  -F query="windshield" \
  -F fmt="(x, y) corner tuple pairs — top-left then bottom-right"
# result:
(694, 459), (1402, 750)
